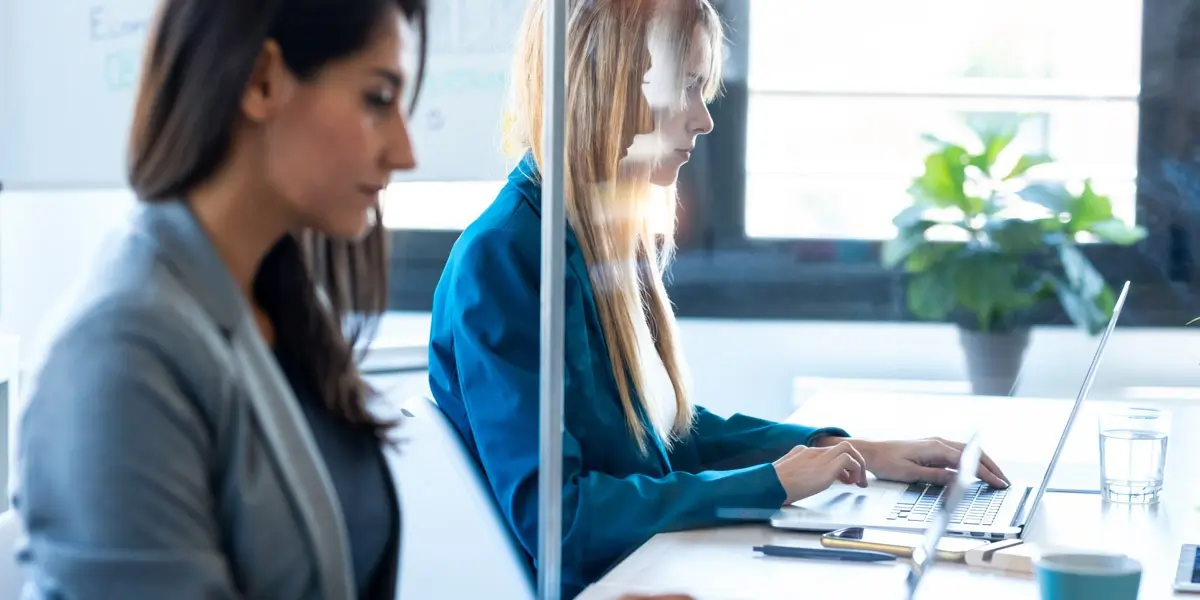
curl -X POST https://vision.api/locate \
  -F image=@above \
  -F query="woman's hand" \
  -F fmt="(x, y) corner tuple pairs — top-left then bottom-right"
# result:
(772, 441), (868, 505)
(846, 437), (1009, 488)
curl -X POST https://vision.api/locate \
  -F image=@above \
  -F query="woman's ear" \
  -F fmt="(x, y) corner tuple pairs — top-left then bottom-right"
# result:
(241, 40), (296, 123)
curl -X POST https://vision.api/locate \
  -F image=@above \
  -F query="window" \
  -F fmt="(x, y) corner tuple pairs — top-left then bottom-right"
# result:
(744, 0), (1141, 240)
(388, 0), (1200, 326)
(382, 181), (499, 231)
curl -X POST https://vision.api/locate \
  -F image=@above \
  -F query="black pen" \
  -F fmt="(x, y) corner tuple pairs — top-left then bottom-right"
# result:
(753, 545), (896, 562)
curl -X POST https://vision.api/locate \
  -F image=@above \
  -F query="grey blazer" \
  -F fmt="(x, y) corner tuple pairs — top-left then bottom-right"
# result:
(12, 201), (394, 599)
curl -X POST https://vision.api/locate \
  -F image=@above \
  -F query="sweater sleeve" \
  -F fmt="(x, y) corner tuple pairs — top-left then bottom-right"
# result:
(689, 406), (850, 471)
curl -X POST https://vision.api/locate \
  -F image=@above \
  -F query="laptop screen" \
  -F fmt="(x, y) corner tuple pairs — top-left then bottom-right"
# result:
(903, 431), (985, 599)
(1019, 280), (1129, 530)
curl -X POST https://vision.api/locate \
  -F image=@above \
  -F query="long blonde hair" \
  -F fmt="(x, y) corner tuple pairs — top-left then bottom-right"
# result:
(504, 0), (724, 452)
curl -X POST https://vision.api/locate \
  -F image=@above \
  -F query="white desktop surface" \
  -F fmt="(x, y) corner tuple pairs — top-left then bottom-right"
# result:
(359, 336), (428, 374)
(578, 391), (1200, 599)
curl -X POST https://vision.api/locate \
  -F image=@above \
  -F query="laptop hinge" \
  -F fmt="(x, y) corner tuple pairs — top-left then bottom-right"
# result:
(1008, 486), (1034, 530)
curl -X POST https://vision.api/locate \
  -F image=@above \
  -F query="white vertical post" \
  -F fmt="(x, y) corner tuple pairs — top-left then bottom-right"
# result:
(0, 335), (17, 511)
(537, 0), (568, 599)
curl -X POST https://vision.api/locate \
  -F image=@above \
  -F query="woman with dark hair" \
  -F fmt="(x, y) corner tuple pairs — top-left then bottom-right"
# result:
(13, 0), (426, 598)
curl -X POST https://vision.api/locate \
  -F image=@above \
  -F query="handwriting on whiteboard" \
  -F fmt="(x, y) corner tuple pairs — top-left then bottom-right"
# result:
(88, 6), (149, 43)
(89, 6), (150, 92)
(103, 50), (140, 91)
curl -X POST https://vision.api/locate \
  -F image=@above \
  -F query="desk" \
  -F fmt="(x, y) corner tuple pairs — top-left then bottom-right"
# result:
(578, 392), (1200, 599)
(360, 338), (428, 374)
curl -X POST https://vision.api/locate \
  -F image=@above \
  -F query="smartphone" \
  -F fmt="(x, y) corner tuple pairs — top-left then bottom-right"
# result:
(1175, 544), (1200, 593)
(821, 527), (991, 561)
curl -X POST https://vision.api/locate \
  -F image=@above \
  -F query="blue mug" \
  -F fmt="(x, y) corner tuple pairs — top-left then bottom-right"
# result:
(1035, 551), (1142, 600)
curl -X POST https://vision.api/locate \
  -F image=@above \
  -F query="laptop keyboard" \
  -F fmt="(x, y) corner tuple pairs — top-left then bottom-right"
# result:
(887, 480), (1009, 526)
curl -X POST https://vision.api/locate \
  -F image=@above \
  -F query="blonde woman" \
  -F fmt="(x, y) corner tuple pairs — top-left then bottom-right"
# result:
(427, 0), (1009, 596)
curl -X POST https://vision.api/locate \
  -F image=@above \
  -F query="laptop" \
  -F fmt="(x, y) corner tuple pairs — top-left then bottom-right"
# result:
(770, 280), (1130, 540)
(903, 430), (985, 599)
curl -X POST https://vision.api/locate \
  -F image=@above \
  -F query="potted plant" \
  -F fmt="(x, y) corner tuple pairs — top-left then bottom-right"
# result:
(882, 116), (1146, 395)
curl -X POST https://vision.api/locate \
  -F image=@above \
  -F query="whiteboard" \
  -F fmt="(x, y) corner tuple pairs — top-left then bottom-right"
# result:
(0, 0), (527, 191)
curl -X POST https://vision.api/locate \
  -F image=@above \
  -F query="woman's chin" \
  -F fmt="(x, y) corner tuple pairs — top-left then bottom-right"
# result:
(649, 163), (684, 187)
(318, 211), (374, 241)
(618, 151), (685, 186)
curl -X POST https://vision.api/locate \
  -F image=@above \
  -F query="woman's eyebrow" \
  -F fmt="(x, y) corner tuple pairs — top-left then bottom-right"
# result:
(372, 67), (404, 89)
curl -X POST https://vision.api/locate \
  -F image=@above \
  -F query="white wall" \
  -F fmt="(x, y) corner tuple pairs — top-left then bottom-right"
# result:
(0, 0), (14, 189)
(378, 313), (1200, 422)
(5, 193), (1200, 426)
(0, 191), (136, 358)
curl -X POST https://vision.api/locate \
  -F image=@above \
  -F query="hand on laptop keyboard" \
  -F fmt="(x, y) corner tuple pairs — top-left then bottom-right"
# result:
(818, 436), (1010, 488)
(772, 441), (869, 504)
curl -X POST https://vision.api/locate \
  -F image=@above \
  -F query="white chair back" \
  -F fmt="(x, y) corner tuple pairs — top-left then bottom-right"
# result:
(387, 396), (534, 600)
(0, 511), (25, 597)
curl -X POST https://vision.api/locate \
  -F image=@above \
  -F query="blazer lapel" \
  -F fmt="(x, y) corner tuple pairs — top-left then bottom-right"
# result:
(232, 325), (356, 600)
(136, 201), (356, 600)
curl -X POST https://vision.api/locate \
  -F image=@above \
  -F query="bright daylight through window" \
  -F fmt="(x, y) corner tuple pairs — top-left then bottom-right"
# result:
(743, 0), (1142, 240)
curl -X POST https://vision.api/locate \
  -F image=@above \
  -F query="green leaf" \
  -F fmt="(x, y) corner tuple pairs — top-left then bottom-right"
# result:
(908, 146), (971, 210)
(1054, 244), (1113, 334)
(980, 131), (1017, 176)
(906, 242), (963, 272)
(1031, 273), (1059, 301)
(950, 253), (1033, 331)
(1095, 285), (1117, 321)
(987, 219), (1050, 254)
(882, 231), (923, 270)
(891, 204), (932, 230)
(1038, 216), (1068, 235)
(967, 153), (995, 178)
(1004, 153), (1054, 180)
(966, 114), (1022, 175)
(963, 195), (986, 215)
(907, 269), (957, 320)
(1067, 180), (1114, 233)
(1017, 182), (1073, 214)
(1087, 219), (1147, 245)
(883, 211), (939, 269)
(1056, 286), (1104, 334)
(1058, 244), (1106, 300)
(1055, 282), (1113, 336)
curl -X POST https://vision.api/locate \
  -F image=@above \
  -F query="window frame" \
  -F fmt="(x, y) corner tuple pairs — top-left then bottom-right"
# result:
(388, 0), (1200, 327)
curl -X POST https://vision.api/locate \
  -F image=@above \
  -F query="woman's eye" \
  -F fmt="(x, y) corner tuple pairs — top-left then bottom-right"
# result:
(366, 90), (395, 108)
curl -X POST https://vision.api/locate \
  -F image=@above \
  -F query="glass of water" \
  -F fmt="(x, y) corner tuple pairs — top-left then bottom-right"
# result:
(1098, 406), (1170, 504)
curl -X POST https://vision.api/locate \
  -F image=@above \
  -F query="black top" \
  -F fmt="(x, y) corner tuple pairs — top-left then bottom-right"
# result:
(274, 346), (398, 599)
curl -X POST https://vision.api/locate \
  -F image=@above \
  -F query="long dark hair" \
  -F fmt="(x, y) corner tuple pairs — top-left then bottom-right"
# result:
(127, 0), (428, 435)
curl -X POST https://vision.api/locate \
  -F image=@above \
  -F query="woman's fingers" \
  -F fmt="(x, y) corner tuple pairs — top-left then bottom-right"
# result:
(821, 441), (868, 487)
(911, 465), (956, 486)
(826, 449), (866, 488)
(977, 450), (1010, 487)
(934, 439), (1010, 488)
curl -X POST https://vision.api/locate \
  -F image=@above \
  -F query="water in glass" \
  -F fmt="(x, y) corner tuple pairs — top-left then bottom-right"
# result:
(1099, 407), (1169, 504)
